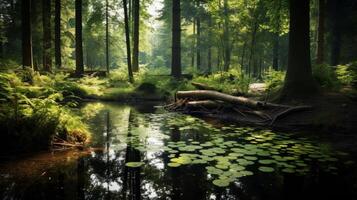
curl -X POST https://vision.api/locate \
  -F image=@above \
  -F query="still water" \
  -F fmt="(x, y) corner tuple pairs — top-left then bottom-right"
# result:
(1, 102), (357, 200)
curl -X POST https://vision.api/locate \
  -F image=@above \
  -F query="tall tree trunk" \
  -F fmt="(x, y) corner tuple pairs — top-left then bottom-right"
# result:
(272, 33), (279, 70)
(132, 0), (139, 72)
(42, 0), (52, 72)
(196, 0), (201, 71)
(248, 21), (258, 76)
(55, 0), (61, 68)
(22, 0), (33, 69)
(316, 0), (325, 65)
(75, 0), (84, 76)
(191, 21), (195, 67)
(171, 0), (181, 78)
(272, 0), (281, 70)
(330, 0), (341, 66)
(241, 42), (246, 72)
(123, 0), (134, 83)
(281, 0), (317, 99)
(223, 0), (230, 71)
(207, 15), (212, 74)
(105, 0), (109, 74)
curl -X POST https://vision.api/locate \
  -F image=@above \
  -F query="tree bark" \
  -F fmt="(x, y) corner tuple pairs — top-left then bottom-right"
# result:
(55, 0), (61, 68)
(196, 0), (201, 71)
(132, 0), (139, 72)
(241, 42), (246, 72)
(75, 0), (84, 76)
(281, 0), (317, 99)
(223, 0), (230, 71)
(329, 0), (342, 66)
(42, 0), (52, 72)
(272, 33), (279, 70)
(22, 0), (33, 69)
(191, 21), (195, 68)
(316, 0), (325, 65)
(105, 0), (110, 74)
(206, 15), (212, 74)
(123, 0), (134, 83)
(248, 20), (258, 76)
(171, 0), (181, 78)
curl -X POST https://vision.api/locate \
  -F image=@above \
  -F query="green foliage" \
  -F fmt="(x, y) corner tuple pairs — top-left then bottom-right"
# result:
(192, 69), (251, 95)
(336, 62), (357, 86)
(312, 64), (340, 89)
(0, 71), (90, 152)
(263, 68), (285, 91)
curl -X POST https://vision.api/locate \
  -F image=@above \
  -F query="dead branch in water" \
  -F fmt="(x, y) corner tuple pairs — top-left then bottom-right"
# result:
(166, 90), (312, 127)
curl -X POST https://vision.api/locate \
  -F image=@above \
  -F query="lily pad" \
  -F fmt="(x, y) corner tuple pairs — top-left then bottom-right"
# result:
(259, 166), (275, 173)
(168, 162), (181, 167)
(125, 162), (145, 168)
(258, 159), (275, 165)
(212, 179), (230, 187)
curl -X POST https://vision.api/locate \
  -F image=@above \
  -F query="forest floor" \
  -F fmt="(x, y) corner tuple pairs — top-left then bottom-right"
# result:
(275, 89), (357, 134)
(249, 83), (357, 134)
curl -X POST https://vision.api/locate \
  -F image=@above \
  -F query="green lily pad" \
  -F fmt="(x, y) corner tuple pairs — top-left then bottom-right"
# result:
(212, 179), (230, 187)
(168, 162), (181, 167)
(258, 159), (275, 165)
(282, 168), (295, 173)
(259, 166), (275, 173)
(125, 162), (144, 168)
(244, 156), (258, 161)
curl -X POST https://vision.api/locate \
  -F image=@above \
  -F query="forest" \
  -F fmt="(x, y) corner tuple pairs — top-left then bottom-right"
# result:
(0, 0), (357, 199)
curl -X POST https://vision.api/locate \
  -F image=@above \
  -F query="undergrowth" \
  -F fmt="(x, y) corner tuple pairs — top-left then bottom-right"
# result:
(0, 69), (90, 153)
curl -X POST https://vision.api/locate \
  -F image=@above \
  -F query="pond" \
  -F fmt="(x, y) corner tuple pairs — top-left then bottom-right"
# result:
(1, 102), (357, 200)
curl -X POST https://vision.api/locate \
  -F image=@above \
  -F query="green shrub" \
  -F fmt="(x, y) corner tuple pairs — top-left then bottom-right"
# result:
(192, 68), (251, 95)
(336, 62), (357, 86)
(263, 68), (285, 91)
(312, 64), (340, 89)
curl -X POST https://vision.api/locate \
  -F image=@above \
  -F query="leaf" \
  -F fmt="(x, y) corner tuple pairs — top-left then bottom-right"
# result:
(125, 162), (144, 168)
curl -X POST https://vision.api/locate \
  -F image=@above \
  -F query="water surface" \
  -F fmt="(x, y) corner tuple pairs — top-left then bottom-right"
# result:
(1, 102), (356, 200)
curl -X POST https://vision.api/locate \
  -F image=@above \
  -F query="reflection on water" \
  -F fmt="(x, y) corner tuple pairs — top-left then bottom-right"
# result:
(0, 102), (357, 200)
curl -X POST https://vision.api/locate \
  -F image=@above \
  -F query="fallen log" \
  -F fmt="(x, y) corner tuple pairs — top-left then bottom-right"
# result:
(191, 82), (221, 91)
(176, 90), (290, 109)
(185, 100), (223, 109)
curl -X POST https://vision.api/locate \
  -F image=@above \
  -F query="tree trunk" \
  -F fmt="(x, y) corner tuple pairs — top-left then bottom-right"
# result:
(105, 0), (110, 74)
(75, 0), (84, 76)
(123, 0), (134, 83)
(241, 42), (246, 72)
(223, 0), (230, 71)
(272, 33), (279, 70)
(55, 0), (61, 69)
(329, 0), (342, 66)
(281, 0), (317, 99)
(171, 0), (181, 78)
(207, 15), (212, 74)
(22, 0), (33, 69)
(248, 21), (258, 76)
(272, 0), (281, 71)
(132, 0), (139, 72)
(196, 0), (201, 71)
(191, 21), (195, 68)
(42, 0), (52, 72)
(316, 0), (325, 65)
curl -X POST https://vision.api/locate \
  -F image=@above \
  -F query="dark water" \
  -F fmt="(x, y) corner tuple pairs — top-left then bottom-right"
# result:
(1, 102), (357, 200)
